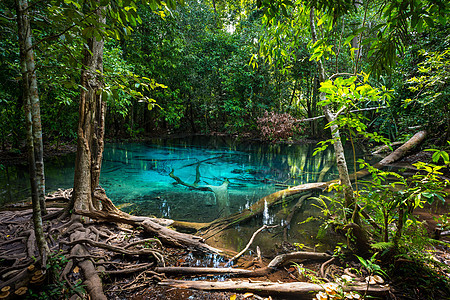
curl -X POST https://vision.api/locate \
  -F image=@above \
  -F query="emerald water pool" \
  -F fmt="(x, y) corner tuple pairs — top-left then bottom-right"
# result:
(1, 136), (365, 251)
(1, 136), (365, 219)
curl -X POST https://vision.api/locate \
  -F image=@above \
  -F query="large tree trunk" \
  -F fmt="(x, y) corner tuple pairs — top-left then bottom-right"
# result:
(72, 5), (106, 212)
(16, 0), (49, 265)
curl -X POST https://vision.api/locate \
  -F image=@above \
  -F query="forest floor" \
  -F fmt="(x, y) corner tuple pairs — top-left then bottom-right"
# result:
(0, 192), (449, 300)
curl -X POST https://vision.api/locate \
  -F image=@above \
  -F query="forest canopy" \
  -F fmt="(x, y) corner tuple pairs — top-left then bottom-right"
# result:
(0, 0), (447, 146)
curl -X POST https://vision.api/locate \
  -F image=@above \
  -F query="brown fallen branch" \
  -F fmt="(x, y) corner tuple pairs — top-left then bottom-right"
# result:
(374, 130), (428, 168)
(320, 257), (336, 278)
(158, 279), (390, 298)
(267, 251), (331, 268)
(169, 220), (210, 233)
(155, 250), (331, 278)
(225, 225), (278, 267)
(371, 141), (404, 155)
(155, 267), (255, 276)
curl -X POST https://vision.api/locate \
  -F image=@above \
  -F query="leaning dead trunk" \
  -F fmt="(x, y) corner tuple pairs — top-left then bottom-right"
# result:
(71, 4), (106, 212)
(170, 167), (231, 217)
(16, 0), (49, 265)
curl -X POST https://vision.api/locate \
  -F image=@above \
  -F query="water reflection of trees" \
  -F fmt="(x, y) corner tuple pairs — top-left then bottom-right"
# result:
(249, 143), (337, 185)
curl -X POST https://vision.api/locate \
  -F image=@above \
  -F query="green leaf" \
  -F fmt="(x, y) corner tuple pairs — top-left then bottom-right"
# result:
(423, 16), (434, 28)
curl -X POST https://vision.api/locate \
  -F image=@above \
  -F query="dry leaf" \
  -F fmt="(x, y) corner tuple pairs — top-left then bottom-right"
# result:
(230, 294), (237, 300)
(244, 293), (254, 298)
(73, 266), (79, 273)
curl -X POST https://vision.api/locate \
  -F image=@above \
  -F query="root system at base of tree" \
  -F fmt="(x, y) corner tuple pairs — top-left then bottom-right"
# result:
(0, 197), (390, 300)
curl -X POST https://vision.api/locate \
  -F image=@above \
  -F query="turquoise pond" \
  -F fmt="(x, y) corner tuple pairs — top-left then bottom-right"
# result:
(1, 136), (367, 251)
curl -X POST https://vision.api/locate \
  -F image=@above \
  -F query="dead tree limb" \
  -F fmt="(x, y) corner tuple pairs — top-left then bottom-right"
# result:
(267, 252), (331, 269)
(155, 267), (255, 276)
(101, 263), (155, 276)
(158, 279), (390, 298)
(371, 141), (404, 155)
(169, 168), (230, 217)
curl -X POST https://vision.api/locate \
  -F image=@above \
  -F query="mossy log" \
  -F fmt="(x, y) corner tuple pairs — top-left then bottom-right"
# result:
(198, 182), (328, 239)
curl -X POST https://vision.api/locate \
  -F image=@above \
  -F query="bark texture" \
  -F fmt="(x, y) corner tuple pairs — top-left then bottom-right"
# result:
(159, 280), (390, 298)
(72, 4), (106, 212)
(16, 0), (49, 265)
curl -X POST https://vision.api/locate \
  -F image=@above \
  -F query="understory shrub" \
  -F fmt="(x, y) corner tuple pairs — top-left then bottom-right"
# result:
(257, 111), (302, 142)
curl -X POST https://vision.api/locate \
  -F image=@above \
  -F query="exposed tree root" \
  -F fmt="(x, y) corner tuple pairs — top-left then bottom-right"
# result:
(61, 238), (164, 262)
(101, 263), (154, 276)
(73, 190), (224, 254)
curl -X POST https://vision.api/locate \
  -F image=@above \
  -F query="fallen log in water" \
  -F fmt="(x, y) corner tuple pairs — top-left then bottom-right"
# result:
(199, 182), (328, 239)
(158, 279), (390, 298)
(155, 251), (331, 278)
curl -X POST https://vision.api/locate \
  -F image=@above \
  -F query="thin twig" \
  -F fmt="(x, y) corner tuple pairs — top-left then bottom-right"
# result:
(225, 225), (278, 267)
(298, 106), (387, 122)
